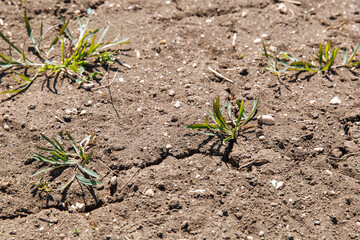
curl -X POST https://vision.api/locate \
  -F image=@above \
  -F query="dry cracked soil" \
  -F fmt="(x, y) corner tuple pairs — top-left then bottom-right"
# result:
(1, 0), (360, 239)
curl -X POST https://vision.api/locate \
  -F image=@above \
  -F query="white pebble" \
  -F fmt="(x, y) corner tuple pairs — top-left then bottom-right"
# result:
(79, 110), (86, 116)
(330, 96), (341, 105)
(118, 77), (125, 83)
(324, 170), (332, 176)
(169, 90), (175, 96)
(74, 10), (81, 15)
(0, 19), (3, 25)
(83, 83), (95, 91)
(3, 124), (9, 131)
(184, 83), (191, 88)
(277, 3), (288, 14)
(309, 100), (316, 105)
(145, 189), (155, 197)
(261, 33), (269, 39)
(269, 45), (277, 52)
(174, 101), (181, 108)
(314, 147), (324, 153)
(275, 181), (285, 190)
(110, 176), (117, 186)
(253, 38), (262, 44)
(259, 231), (264, 237)
(241, 11), (248, 18)
(258, 115), (275, 125)
(166, 144), (172, 149)
(258, 135), (266, 141)
(38, 227), (44, 231)
(247, 236), (254, 240)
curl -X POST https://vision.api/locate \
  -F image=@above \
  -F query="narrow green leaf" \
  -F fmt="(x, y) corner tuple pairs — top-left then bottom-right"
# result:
(60, 174), (76, 191)
(24, 10), (35, 45)
(318, 43), (323, 69)
(82, 151), (93, 165)
(31, 167), (57, 177)
(0, 31), (23, 58)
(78, 164), (99, 178)
(75, 174), (102, 186)
(97, 24), (109, 44)
(35, 21), (43, 52)
(185, 123), (210, 129)
(47, 20), (69, 56)
(66, 132), (80, 156)
(60, 16), (74, 43)
(32, 153), (61, 164)
(347, 42), (360, 64)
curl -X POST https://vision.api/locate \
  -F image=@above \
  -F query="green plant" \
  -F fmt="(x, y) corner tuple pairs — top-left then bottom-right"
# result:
(342, 42), (360, 66)
(31, 177), (52, 192)
(31, 131), (102, 191)
(185, 95), (260, 145)
(74, 228), (79, 235)
(0, 10), (129, 94)
(263, 41), (359, 76)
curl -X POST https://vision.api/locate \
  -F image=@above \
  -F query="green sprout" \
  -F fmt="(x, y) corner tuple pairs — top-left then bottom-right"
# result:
(74, 228), (79, 235)
(31, 132), (102, 191)
(31, 177), (52, 192)
(0, 9), (129, 94)
(185, 95), (260, 145)
(263, 41), (359, 76)
(342, 42), (360, 67)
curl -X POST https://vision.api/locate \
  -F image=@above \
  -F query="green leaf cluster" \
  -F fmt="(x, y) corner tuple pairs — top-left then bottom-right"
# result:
(263, 41), (360, 76)
(31, 132), (102, 191)
(185, 95), (260, 145)
(0, 10), (129, 94)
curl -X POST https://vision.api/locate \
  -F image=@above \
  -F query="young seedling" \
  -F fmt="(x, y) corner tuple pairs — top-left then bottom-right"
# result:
(31, 131), (102, 191)
(31, 177), (52, 193)
(342, 42), (360, 67)
(0, 9), (129, 94)
(186, 95), (260, 145)
(263, 41), (360, 76)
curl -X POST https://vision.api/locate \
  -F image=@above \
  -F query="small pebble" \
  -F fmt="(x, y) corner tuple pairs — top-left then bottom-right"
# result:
(3, 124), (9, 131)
(166, 144), (172, 149)
(145, 189), (155, 197)
(330, 96), (341, 105)
(79, 110), (86, 116)
(247, 236), (254, 240)
(241, 11), (248, 18)
(84, 100), (93, 107)
(83, 83), (95, 91)
(258, 135), (266, 141)
(259, 231), (264, 237)
(110, 176), (117, 186)
(258, 115), (275, 125)
(184, 83), (191, 88)
(277, 3), (288, 14)
(253, 38), (262, 44)
(314, 147), (324, 153)
(309, 100), (316, 105)
(261, 33), (269, 39)
(28, 104), (36, 110)
(169, 90), (175, 96)
(324, 170), (332, 176)
(174, 101), (181, 108)
(314, 220), (321, 225)
(0, 19), (4, 25)
(276, 181), (285, 190)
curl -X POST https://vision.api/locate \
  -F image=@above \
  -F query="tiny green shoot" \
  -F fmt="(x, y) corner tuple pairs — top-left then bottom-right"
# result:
(31, 131), (102, 191)
(185, 95), (260, 145)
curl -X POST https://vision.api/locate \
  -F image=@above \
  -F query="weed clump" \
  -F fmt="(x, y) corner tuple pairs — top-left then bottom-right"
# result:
(31, 131), (102, 191)
(186, 95), (260, 145)
(0, 10), (129, 94)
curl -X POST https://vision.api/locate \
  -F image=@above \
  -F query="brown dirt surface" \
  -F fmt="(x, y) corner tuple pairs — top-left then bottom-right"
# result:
(1, 0), (360, 239)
